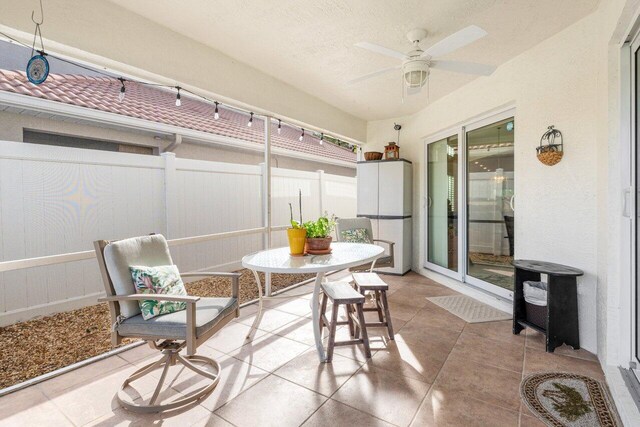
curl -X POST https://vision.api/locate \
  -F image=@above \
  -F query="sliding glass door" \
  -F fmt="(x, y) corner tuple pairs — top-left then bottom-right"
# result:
(465, 117), (515, 298)
(425, 134), (461, 279)
(424, 110), (515, 299)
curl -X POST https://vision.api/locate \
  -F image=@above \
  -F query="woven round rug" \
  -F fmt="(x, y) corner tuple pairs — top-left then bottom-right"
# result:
(521, 372), (621, 427)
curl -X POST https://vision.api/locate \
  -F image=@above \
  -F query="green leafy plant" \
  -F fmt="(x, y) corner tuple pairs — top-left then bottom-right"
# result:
(303, 213), (337, 238)
(289, 189), (304, 229)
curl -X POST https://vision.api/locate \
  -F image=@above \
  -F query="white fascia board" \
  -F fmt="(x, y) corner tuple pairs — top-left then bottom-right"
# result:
(0, 91), (356, 169)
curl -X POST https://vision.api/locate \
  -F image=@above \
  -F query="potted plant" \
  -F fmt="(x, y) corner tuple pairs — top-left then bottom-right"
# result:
(287, 190), (307, 256)
(303, 213), (336, 254)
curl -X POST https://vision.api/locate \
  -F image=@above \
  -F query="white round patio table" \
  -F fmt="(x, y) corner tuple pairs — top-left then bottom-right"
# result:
(241, 242), (384, 362)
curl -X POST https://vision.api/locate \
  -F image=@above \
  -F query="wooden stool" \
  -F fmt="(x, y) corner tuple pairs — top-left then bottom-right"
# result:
(320, 281), (371, 362)
(352, 273), (394, 340)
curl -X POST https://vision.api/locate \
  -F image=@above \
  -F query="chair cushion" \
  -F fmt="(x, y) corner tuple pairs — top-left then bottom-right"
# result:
(116, 297), (238, 340)
(340, 228), (372, 243)
(103, 234), (173, 318)
(336, 218), (374, 243)
(130, 265), (188, 320)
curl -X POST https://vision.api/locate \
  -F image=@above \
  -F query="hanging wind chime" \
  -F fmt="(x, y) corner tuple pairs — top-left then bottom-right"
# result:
(26, 0), (49, 85)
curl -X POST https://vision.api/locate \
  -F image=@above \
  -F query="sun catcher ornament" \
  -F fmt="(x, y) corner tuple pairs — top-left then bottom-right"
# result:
(26, 53), (49, 85)
(26, 0), (49, 85)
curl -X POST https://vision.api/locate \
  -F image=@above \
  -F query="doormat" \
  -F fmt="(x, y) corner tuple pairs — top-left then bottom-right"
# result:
(426, 295), (511, 323)
(469, 252), (513, 267)
(521, 372), (621, 427)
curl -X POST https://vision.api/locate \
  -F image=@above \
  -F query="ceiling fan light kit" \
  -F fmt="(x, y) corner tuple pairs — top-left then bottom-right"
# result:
(350, 25), (497, 100)
(403, 60), (430, 88)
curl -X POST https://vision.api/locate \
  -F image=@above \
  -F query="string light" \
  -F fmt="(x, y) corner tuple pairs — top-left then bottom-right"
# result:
(320, 133), (324, 145)
(175, 86), (181, 107)
(1, 27), (358, 151)
(118, 77), (126, 102)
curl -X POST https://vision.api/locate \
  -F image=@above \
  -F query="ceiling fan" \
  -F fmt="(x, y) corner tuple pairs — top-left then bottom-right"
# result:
(349, 25), (496, 98)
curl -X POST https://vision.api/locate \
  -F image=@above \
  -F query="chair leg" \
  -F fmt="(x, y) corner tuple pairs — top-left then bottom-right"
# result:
(345, 303), (356, 337)
(352, 303), (361, 339)
(118, 348), (221, 413)
(355, 303), (371, 358)
(375, 291), (384, 322)
(319, 292), (328, 332)
(381, 290), (394, 340)
(326, 303), (340, 363)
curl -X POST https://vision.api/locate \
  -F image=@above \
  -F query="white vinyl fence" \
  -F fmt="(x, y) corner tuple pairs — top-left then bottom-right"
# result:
(0, 140), (356, 326)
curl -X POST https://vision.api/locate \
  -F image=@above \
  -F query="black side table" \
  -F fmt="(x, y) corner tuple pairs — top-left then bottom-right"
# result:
(512, 260), (584, 353)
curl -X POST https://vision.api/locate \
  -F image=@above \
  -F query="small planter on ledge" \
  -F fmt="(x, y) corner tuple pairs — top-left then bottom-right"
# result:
(536, 125), (563, 166)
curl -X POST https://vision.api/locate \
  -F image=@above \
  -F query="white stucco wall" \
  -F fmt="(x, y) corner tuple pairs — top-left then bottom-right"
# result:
(0, 0), (366, 142)
(365, 7), (613, 355)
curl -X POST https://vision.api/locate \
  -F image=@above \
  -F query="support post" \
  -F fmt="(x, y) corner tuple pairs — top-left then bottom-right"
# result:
(161, 152), (177, 238)
(317, 170), (325, 215)
(263, 116), (272, 296)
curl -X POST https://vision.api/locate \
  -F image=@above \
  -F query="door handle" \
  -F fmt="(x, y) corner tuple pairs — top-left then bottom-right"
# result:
(509, 195), (515, 212)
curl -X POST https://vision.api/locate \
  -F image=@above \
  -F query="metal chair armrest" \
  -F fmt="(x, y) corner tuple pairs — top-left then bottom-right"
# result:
(180, 272), (241, 299)
(372, 239), (395, 257)
(98, 294), (200, 303)
(181, 272), (241, 278)
(372, 239), (395, 247)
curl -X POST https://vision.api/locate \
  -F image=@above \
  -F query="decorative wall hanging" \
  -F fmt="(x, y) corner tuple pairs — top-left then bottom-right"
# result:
(536, 125), (563, 166)
(26, 0), (49, 85)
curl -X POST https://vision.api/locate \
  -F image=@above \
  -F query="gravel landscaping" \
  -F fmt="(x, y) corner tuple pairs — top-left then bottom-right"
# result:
(0, 269), (314, 389)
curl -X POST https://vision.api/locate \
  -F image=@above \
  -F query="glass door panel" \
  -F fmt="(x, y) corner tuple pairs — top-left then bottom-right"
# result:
(466, 118), (515, 293)
(426, 135), (459, 274)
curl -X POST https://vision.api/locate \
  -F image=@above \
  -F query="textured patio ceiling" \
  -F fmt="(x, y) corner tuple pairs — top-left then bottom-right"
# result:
(109, 0), (599, 121)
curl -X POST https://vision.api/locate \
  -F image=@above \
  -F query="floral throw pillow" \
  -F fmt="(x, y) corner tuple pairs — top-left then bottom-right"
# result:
(130, 265), (187, 320)
(341, 228), (372, 244)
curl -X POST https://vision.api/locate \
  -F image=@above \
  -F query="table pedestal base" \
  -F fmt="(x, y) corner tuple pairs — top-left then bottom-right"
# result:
(246, 270), (328, 362)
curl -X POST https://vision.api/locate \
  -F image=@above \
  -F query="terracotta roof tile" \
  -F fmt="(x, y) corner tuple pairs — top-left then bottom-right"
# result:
(0, 71), (356, 163)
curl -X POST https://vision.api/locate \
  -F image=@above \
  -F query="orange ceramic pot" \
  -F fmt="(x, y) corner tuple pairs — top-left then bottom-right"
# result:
(305, 236), (332, 252)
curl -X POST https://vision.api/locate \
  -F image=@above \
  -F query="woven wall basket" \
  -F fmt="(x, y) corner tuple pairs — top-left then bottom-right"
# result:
(536, 125), (564, 166)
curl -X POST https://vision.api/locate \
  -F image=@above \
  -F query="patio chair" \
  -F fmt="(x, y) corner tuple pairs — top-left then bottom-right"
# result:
(335, 217), (394, 272)
(94, 234), (240, 413)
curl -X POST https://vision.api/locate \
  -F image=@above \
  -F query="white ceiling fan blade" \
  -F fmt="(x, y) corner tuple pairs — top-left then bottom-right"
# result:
(430, 60), (496, 76)
(355, 42), (407, 61)
(422, 25), (488, 58)
(347, 66), (400, 85)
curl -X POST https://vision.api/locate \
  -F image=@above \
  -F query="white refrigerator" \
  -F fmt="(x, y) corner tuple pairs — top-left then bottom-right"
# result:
(357, 159), (412, 275)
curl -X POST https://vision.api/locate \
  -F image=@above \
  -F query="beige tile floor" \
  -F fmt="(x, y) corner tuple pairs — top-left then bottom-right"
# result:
(0, 272), (604, 427)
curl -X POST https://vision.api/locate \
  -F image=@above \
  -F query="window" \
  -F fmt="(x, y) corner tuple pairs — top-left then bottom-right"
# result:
(23, 130), (154, 155)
